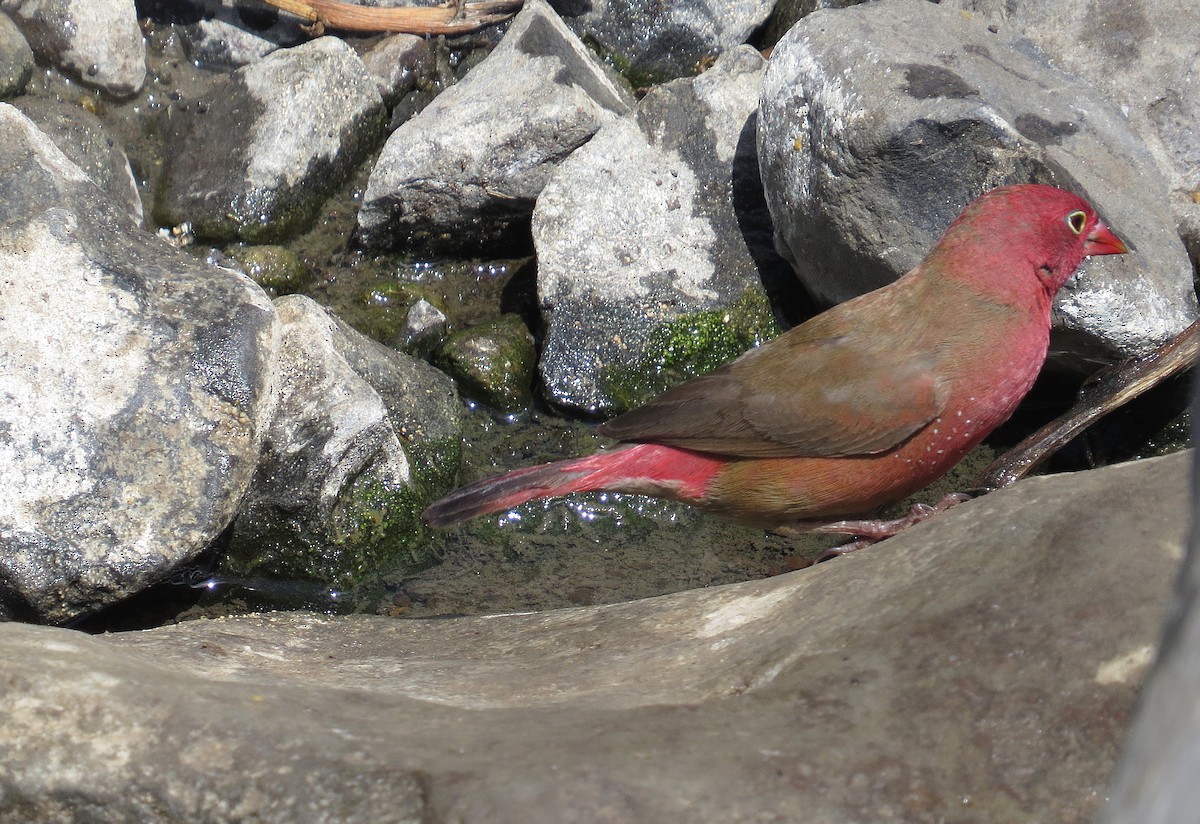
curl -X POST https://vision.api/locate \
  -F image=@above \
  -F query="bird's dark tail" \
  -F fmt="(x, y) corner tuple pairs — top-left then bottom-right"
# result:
(422, 442), (724, 527)
(422, 453), (613, 528)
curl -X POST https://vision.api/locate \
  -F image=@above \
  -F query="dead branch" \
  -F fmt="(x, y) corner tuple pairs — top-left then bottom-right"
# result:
(258, 0), (523, 36)
(975, 319), (1198, 491)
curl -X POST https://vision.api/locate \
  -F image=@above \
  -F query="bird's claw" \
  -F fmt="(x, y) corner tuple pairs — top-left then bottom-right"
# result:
(781, 492), (975, 562)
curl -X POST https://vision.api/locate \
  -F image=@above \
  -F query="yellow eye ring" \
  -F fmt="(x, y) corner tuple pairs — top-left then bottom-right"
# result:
(1066, 210), (1087, 235)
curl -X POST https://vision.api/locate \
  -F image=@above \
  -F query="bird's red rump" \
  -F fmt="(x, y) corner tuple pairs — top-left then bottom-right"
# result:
(581, 443), (726, 501)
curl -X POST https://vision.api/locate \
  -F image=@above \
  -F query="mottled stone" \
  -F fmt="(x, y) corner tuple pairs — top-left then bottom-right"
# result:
(355, 0), (633, 252)
(156, 36), (385, 243)
(0, 103), (278, 623)
(226, 295), (460, 584)
(758, 0), (1196, 363)
(534, 46), (784, 414)
(0, 0), (146, 96)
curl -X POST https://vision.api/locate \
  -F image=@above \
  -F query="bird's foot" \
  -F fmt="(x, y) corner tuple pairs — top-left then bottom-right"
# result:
(776, 492), (974, 563)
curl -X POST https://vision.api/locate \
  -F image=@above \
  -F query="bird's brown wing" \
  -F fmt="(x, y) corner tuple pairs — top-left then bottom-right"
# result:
(597, 319), (947, 459)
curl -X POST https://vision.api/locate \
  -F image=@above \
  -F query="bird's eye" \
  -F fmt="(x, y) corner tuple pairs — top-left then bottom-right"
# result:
(1065, 210), (1087, 235)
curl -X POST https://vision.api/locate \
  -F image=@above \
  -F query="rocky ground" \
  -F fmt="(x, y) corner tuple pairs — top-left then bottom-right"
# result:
(3, 451), (1190, 822)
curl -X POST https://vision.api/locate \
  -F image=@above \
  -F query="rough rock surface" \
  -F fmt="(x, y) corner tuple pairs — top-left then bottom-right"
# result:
(758, 0), (1196, 363)
(172, 0), (306, 68)
(355, 0), (634, 252)
(1099, 405), (1199, 822)
(534, 45), (786, 414)
(356, 32), (435, 108)
(0, 450), (1187, 821)
(13, 96), (143, 223)
(944, 0), (1200, 265)
(0, 11), (32, 99)
(555, 0), (775, 85)
(0, 103), (279, 623)
(0, 0), (146, 96)
(157, 36), (385, 243)
(227, 295), (461, 584)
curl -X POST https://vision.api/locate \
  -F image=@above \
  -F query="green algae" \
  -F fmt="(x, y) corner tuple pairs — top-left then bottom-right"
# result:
(600, 288), (781, 411)
(435, 314), (536, 413)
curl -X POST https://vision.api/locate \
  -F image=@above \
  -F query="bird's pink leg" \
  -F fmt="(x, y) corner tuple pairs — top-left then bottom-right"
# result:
(775, 493), (973, 561)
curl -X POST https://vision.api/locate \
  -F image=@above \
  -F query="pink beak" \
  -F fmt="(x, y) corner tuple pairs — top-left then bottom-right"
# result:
(1083, 221), (1128, 257)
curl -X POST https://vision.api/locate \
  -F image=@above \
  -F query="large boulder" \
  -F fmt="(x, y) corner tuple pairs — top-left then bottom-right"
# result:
(943, 0), (1200, 265)
(355, 0), (634, 252)
(0, 104), (279, 623)
(0, 449), (1188, 820)
(156, 36), (385, 243)
(758, 0), (1196, 363)
(533, 46), (785, 414)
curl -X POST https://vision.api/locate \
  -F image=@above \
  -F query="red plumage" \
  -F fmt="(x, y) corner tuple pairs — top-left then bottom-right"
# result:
(423, 184), (1127, 533)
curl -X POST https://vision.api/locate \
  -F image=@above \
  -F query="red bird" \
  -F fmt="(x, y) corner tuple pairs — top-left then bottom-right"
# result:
(424, 185), (1128, 540)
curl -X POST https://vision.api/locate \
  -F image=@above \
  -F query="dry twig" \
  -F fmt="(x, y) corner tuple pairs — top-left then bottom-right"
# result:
(259, 0), (523, 36)
(975, 319), (1198, 491)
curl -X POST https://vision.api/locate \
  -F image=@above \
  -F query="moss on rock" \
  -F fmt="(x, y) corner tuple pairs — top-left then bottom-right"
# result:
(601, 288), (780, 411)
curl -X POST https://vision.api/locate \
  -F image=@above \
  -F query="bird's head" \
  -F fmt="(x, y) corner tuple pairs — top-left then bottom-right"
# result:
(930, 183), (1128, 306)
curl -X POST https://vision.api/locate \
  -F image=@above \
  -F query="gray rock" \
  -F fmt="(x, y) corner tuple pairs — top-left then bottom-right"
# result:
(0, 449), (1188, 821)
(401, 297), (447, 355)
(157, 36), (386, 243)
(555, 0), (775, 85)
(758, 0), (1197, 363)
(534, 45), (783, 414)
(12, 96), (143, 223)
(355, 0), (634, 252)
(0, 12), (33, 99)
(436, 314), (536, 413)
(173, 0), (307, 68)
(1099, 396), (1200, 824)
(227, 295), (460, 584)
(0, 103), (279, 624)
(943, 0), (1200, 265)
(0, 0), (146, 96)
(356, 32), (435, 107)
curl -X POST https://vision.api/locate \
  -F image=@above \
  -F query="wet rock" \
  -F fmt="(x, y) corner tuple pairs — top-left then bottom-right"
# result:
(156, 36), (386, 243)
(758, 0), (1197, 364)
(0, 450), (1187, 820)
(401, 298), (448, 357)
(0, 103), (279, 624)
(534, 45), (783, 414)
(356, 32), (436, 107)
(12, 96), (143, 223)
(555, 0), (775, 85)
(0, 12), (33, 99)
(436, 314), (536, 413)
(227, 244), (310, 294)
(170, 0), (306, 68)
(760, 0), (868, 47)
(226, 295), (461, 585)
(355, 0), (634, 252)
(943, 0), (1200, 266)
(0, 0), (146, 96)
